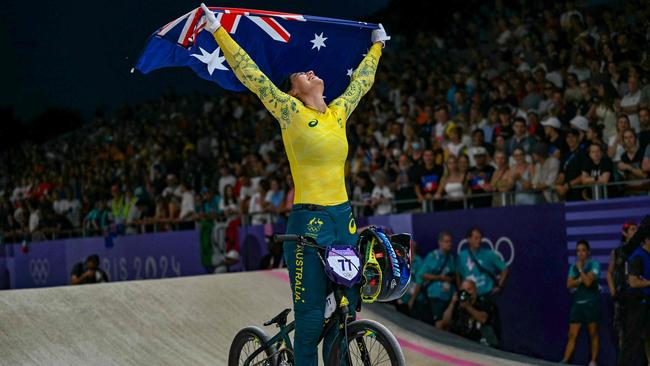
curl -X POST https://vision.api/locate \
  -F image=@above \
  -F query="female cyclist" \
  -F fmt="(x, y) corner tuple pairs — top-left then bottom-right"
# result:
(200, 5), (390, 365)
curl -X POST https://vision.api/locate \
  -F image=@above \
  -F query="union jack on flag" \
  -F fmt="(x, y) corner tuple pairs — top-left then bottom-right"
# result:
(135, 6), (379, 98)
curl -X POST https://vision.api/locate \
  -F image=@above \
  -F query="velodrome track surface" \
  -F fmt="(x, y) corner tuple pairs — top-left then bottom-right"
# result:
(0, 270), (560, 366)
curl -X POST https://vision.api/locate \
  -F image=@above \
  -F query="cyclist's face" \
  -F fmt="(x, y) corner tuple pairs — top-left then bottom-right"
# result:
(290, 71), (324, 99)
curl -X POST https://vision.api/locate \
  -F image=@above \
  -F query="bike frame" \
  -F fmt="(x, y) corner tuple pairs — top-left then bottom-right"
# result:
(241, 234), (362, 366)
(242, 285), (355, 366)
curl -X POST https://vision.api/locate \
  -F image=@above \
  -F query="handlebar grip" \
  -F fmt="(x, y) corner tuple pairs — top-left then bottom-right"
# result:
(273, 234), (300, 243)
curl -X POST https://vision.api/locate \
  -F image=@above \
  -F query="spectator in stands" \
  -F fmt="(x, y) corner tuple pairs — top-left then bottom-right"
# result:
(125, 199), (148, 235)
(445, 127), (467, 158)
(505, 117), (537, 156)
(556, 129), (587, 201)
(433, 105), (455, 142)
(458, 155), (470, 180)
(637, 107), (649, 149)
(409, 231), (456, 325)
(592, 79), (618, 142)
(435, 155), (468, 210)
(581, 143), (613, 199)
(70, 254), (109, 285)
(392, 154), (417, 213)
(265, 177), (285, 221)
(564, 73), (582, 104)
(569, 115), (590, 146)
(587, 123), (608, 156)
(618, 129), (647, 184)
(109, 185), (126, 227)
(527, 110), (544, 140)
(577, 80), (593, 117)
(437, 279), (500, 348)
(219, 185), (239, 220)
(541, 117), (566, 159)
(467, 147), (494, 208)
(197, 187), (220, 219)
(522, 79), (542, 111)
(153, 197), (171, 231)
(178, 181), (196, 229)
(561, 239), (601, 366)
(28, 200), (42, 240)
(608, 114), (632, 163)
(413, 150), (443, 211)
(467, 129), (494, 166)
(494, 106), (513, 141)
(510, 147), (536, 205)
(531, 143), (560, 203)
(276, 174), (294, 220)
(487, 151), (512, 206)
(162, 174), (181, 198)
(370, 171), (393, 215)
(218, 165), (236, 197)
(84, 200), (109, 234)
(249, 178), (271, 225)
(353, 172), (374, 216)
(607, 222), (638, 353)
(620, 75), (642, 132)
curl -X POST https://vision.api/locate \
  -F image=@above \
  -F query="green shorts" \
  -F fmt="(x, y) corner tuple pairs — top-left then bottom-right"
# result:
(283, 202), (359, 366)
(569, 300), (602, 325)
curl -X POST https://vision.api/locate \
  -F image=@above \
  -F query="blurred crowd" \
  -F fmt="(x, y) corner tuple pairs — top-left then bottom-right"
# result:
(2, 1), (650, 242)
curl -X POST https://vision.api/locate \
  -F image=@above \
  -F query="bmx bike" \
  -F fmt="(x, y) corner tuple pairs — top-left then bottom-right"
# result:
(228, 233), (406, 366)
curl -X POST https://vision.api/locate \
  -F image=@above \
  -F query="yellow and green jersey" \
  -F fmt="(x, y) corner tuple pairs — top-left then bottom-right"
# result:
(212, 27), (381, 206)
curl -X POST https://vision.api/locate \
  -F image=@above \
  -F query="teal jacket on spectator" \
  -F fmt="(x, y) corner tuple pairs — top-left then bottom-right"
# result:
(568, 259), (601, 303)
(416, 249), (456, 301)
(457, 247), (506, 296)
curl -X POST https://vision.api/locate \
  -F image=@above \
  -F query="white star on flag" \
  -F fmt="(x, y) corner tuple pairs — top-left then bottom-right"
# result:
(310, 32), (327, 51)
(346, 68), (354, 77)
(191, 47), (228, 75)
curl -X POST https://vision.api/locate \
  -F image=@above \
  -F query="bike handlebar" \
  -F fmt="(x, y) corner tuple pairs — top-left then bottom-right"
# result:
(273, 234), (301, 243)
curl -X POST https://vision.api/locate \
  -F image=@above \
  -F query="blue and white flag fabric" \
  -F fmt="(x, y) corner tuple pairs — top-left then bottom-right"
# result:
(135, 6), (378, 99)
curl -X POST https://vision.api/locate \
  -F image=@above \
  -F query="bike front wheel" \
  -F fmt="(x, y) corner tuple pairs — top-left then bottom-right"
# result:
(328, 319), (406, 366)
(228, 326), (277, 366)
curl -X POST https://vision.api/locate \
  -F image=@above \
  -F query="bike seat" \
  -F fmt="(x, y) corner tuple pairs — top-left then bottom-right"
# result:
(263, 308), (291, 327)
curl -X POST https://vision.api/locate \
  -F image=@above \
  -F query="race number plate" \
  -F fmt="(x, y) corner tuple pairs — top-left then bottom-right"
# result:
(324, 246), (361, 287)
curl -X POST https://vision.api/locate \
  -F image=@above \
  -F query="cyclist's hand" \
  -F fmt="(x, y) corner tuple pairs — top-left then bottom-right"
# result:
(371, 23), (390, 47)
(200, 3), (221, 33)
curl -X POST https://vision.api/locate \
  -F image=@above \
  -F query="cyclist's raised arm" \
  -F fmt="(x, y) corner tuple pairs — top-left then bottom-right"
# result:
(202, 5), (299, 128)
(328, 43), (382, 122)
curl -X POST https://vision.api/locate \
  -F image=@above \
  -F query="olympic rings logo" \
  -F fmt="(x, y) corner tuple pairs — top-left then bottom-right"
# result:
(457, 237), (515, 266)
(29, 259), (50, 285)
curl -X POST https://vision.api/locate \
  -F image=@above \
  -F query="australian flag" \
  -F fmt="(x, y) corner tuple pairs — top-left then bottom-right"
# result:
(135, 6), (378, 99)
